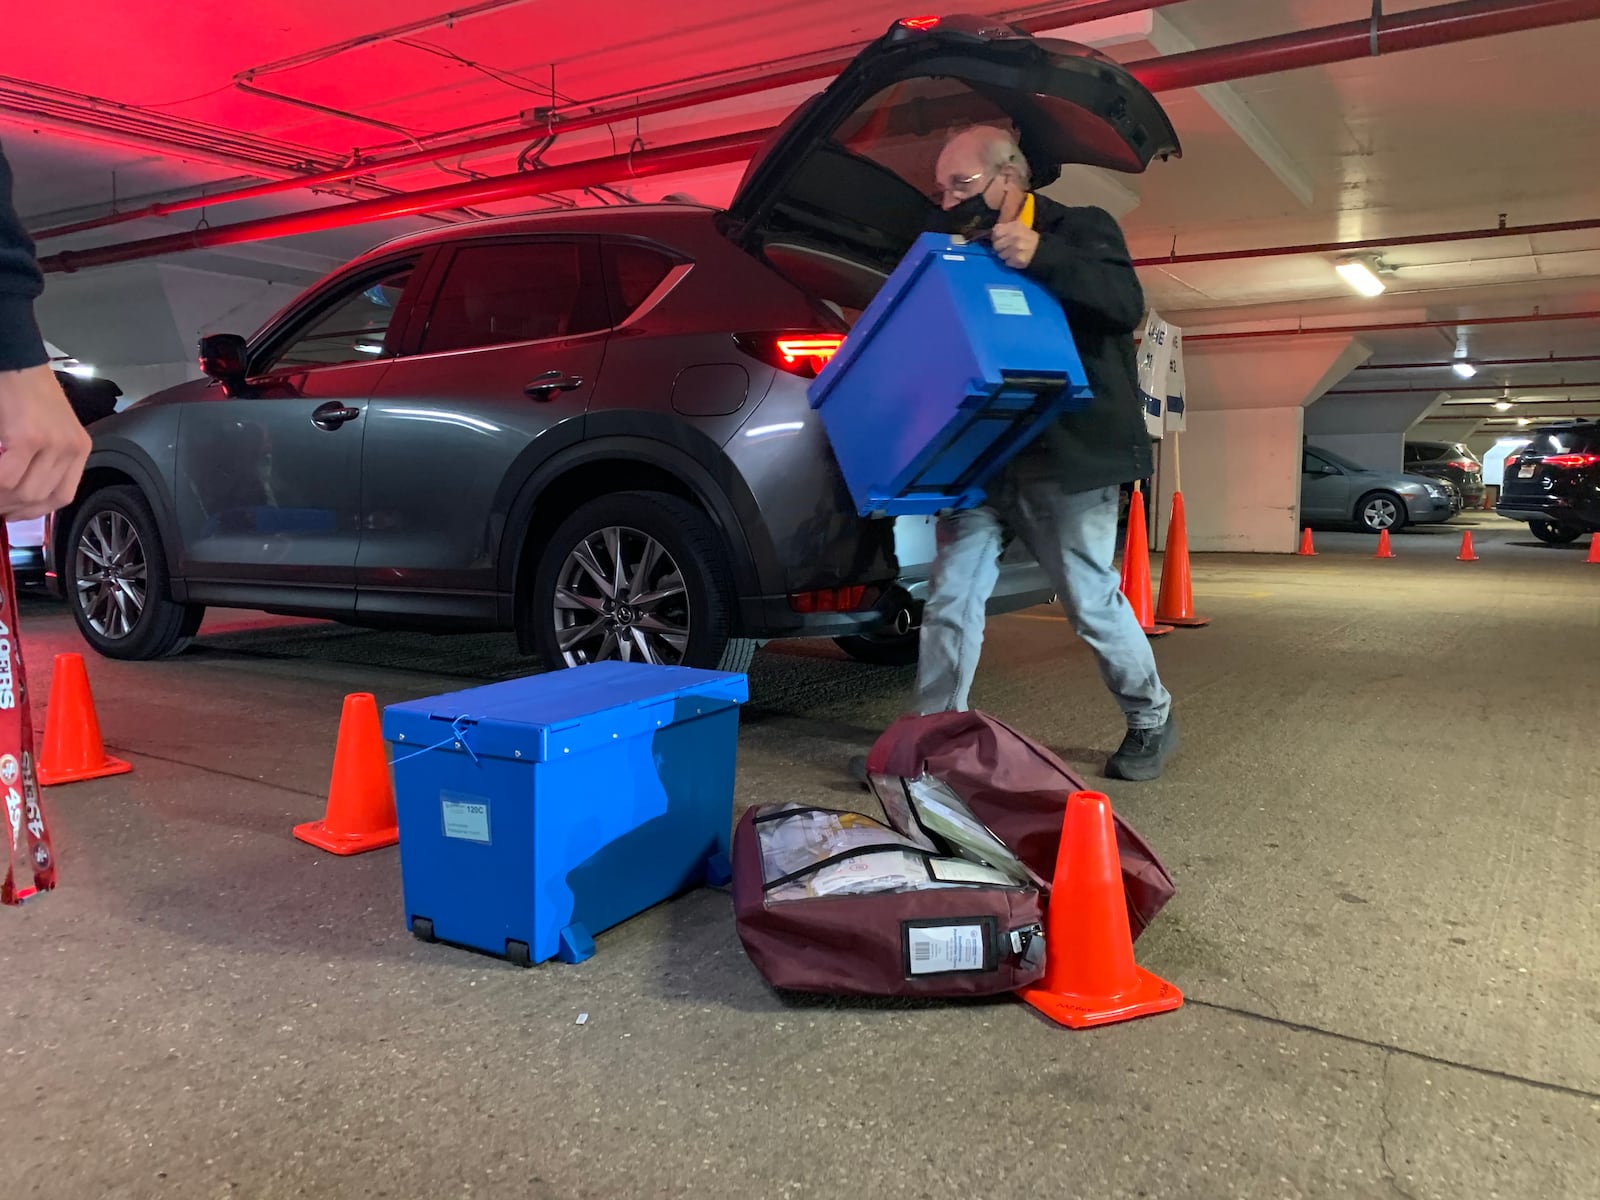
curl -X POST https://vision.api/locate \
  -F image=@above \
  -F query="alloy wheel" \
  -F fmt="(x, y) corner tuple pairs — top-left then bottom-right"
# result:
(551, 525), (691, 666)
(74, 510), (148, 640)
(1363, 497), (1400, 531)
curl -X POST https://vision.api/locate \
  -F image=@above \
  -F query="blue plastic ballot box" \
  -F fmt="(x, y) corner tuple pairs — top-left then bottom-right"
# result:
(807, 232), (1092, 516)
(382, 662), (748, 966)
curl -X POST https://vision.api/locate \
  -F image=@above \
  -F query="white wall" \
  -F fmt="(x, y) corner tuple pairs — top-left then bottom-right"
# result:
(1303, 391), (1442, 472)
(1159, 407), (1304, 552)
(1308, 433), (1400, 471)
(36, 262), (304, 403)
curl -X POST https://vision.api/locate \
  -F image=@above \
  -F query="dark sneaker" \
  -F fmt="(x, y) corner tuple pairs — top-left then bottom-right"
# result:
(1105, 715), (1179, 782)
(846, 755), (870, 787)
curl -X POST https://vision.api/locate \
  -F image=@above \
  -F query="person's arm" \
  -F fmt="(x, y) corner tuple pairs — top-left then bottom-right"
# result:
(0, 143), (47, 373)
(1020, 205), (1146, 336)
(0, 142), (90, 520)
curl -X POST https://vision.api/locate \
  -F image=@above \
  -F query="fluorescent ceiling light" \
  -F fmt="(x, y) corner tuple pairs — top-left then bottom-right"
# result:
(1335, 259), (1386, 297)
(1517, 417), (1531, 427)
(63, 362), (96, 378)
(1451, 360), (1477, 378)
(1493, 400), (1513, 411)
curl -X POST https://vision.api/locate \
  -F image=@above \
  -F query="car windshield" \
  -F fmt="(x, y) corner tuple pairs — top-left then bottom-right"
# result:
(1309, 446), (1370, 473)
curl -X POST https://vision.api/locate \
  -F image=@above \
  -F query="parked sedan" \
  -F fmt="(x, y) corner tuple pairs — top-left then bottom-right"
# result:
(1301, 446), (1456, 533)
(45, 16), (1176, 669)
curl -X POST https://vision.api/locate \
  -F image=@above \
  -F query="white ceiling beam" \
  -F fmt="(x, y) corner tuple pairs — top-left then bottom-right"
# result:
(1147, 13), (1315, 208)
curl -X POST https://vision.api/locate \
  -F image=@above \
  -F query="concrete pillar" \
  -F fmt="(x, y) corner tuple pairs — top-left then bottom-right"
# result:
(1154, 335), (1371, 553)
(1303, 391), (1445, 472)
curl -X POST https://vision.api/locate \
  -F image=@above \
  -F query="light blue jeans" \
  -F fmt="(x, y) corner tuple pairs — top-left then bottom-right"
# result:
(914, 458), (1172, 729)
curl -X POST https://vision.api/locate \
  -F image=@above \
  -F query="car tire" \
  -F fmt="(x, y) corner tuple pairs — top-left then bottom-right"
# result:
(834, 630), (920, 666)
(65, 485), (204, 660)
(1528, 520), (1584, 545)
(1356, 491), (1408, 534)
(529, 490), (749, 672)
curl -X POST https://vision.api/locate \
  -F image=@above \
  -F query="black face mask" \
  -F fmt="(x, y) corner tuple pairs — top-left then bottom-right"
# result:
(934, 192), (1001, 239)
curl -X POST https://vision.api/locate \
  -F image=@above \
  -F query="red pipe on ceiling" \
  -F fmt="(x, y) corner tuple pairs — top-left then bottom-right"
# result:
(1131, 215), (1600, 268)
(1184, 309), (1600, 343)
(1123, 0), (1600, 91)
(37, 0), (1600, 272)
(1357, 354), (1600, 370)
(28, 0), (1183, 242)
(1327, 381), (1600, 394)
(39, 132), (770, 273)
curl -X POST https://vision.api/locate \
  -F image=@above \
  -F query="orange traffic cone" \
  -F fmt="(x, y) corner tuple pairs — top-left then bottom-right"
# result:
(1457, 530), (1479, 562)
(1155, 492), (1210, 628)
(1120, 489), (1173, 637)
(293, 693), (398, 855)
(1587, 535), (1600, 564)
(1018, 791), (1183, 1030)
(36, 653), (132, 786)
(1375, 529), (1396, 559)
(1297, 528), (1317, 557)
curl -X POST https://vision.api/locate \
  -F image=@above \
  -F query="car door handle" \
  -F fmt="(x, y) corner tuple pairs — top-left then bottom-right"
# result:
(311, 401), (362, 431)
(524, 371), (584, 401)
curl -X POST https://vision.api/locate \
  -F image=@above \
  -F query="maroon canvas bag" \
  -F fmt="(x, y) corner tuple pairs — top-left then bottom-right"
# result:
(731, 798), (1048, 997)
(865, 709), (1175, 939)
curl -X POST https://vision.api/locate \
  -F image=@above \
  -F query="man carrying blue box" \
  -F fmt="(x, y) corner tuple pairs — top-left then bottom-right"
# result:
(857, 125), (1176, 784)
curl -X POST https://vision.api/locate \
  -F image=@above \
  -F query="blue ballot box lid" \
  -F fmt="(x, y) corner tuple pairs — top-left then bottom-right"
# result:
(382, 661), (749, 763)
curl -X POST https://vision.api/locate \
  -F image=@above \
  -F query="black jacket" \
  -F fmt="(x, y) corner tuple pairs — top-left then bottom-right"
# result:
(1018, 195), (1151, 494)
(0, 144), (47, 372)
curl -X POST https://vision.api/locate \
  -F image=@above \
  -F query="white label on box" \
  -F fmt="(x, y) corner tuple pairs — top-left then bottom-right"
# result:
(942, 253), (967, 261)
(440, 793), (490, 843)
(907, 924), (987, 975)
(988, 286), (1031, 316)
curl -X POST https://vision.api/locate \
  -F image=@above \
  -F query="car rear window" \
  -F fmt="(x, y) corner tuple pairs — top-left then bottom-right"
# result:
(604, 243), (677, 321)
(1524, 427), (1600, 456)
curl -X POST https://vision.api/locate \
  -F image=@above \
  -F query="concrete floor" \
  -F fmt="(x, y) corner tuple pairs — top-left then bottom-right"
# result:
(5, 513), (1598, 1199)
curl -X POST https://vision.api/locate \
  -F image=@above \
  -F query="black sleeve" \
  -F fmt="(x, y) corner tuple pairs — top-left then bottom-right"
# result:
(1022, 205), (1145, 337)
(0, 142), (48, 372)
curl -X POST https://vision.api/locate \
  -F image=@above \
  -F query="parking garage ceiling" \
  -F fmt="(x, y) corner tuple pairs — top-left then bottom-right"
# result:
(4, 0), (1600, 425)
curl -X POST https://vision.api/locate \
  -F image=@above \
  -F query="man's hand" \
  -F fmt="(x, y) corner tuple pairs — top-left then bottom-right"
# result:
(991, 221), (1040, 270)
(0, 365), (91, 520)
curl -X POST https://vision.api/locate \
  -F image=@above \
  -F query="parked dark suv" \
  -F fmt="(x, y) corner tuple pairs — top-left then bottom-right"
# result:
(1496, 421), (1600, 543)
(47, 15), (1178, 669)
(1403, 440), (1484, 507)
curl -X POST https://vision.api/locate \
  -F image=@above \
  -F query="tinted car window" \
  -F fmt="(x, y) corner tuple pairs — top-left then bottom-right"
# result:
(420, 241), (606, 354)
(605, 243), (677, 319)
(265, 265), (413, 370)
(1526, 427), (1600, 456)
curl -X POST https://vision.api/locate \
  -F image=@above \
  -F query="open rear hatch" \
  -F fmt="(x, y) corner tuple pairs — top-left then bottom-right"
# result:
(725, 12), (1180, 310)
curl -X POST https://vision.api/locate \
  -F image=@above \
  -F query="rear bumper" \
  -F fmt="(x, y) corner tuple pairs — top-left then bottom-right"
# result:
(735, 561), (1056, 641)
(1496, 499), (1600, 530)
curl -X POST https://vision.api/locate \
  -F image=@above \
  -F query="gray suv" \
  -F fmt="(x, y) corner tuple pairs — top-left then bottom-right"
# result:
(47, 16), (1177, 670)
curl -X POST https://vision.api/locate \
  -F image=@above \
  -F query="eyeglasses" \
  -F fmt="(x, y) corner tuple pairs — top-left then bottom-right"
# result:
(931, 169), (993, 205)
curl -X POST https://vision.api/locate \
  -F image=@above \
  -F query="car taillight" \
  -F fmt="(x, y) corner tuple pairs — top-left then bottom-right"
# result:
(1542, 453), (1600, 469)
(735, 332), (845, 379)
(899, 15), (941, 30)
(790, 585), (877, 614)
(1449, 460), (1478, 472)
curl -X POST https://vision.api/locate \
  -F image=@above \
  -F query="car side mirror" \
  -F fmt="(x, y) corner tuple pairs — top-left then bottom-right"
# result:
(198, 334), (250, 395)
